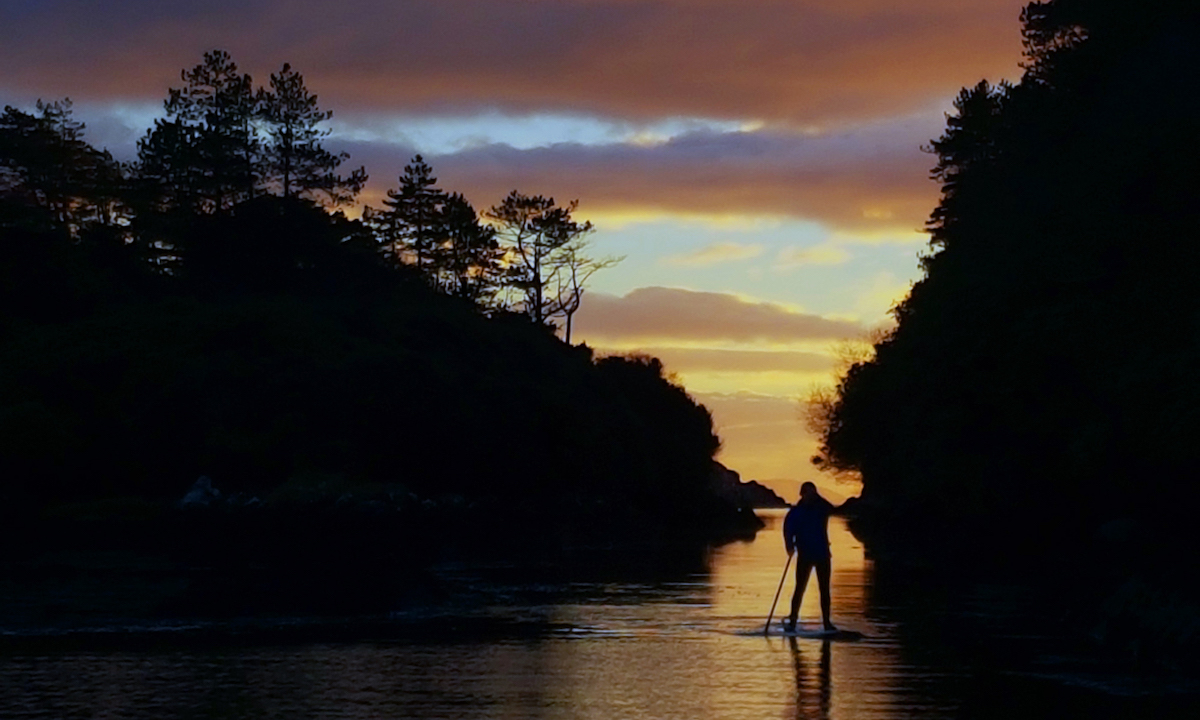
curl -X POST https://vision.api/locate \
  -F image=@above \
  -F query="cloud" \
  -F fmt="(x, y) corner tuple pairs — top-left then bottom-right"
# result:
(43, 107), (942, 232)
(618, 347), (833, 374)
(573, 286), (862, 344)
(663, 242), (764, 266)
(325, 115), (945, 230)
(0, 1), (1026, 231)
(0, 0), (1027, 127)
(776, 244), (853, 268)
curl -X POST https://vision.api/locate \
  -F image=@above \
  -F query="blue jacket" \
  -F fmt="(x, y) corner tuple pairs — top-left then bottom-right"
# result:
(783, 496), (834, 559)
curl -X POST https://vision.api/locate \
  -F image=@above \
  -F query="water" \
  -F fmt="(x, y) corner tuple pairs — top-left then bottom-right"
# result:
(0, 511), (1192, 718)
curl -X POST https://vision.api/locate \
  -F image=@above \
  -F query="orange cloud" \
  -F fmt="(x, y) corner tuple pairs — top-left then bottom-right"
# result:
(1, 1), (1025, 231)
(335, 115), (944, 230)
(1, 0), (1027, 126)
(574, 287), (862, 344)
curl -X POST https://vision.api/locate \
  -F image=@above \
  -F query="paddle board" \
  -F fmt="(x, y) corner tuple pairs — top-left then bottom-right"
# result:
(740, 625), (866, 640)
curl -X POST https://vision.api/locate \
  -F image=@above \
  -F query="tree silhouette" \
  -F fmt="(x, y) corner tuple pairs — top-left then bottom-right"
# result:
(813, 0), (1200, 565)
(369, 155), (446, 273)
(484, 191), (597, 328)
(1, 100), (126, 233)
(438, 191), (504, 305)
(258, 63), (365, 204)
(136, 51), (257, 215)
(0, 78), (753, 569)
(546, 239), (621, 343)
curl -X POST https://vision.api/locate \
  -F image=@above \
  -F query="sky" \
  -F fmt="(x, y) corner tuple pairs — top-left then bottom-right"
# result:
(0, 0), (1031, 498)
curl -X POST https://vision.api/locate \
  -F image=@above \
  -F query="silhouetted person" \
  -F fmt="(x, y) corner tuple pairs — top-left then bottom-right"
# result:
(784, 481), (838, 632)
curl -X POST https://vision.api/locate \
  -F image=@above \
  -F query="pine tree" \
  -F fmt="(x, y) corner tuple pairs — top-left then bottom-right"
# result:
(1, 100), (125, 233)
(258, 63), (365, 204)
(137, 50), (258, 214)
(373, 155), (447, 274)
(439, 192), (503, 305)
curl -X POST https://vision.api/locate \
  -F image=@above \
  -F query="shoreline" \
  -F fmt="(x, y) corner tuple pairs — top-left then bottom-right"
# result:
(0, 503), (768, 645)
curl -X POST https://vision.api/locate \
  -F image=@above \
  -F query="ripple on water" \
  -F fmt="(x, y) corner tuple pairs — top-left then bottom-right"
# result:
(3, 516), (1189, 719)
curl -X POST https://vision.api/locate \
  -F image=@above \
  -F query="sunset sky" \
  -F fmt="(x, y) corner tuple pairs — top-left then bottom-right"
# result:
(0, 0), (1030, 497)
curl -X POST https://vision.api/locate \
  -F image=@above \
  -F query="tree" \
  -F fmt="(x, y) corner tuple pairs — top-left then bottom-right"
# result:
(369, 155), (446, 273)
(816, 0), (1200, 559)
(0, 100), (126, 233)
(365, 163), (504, 308)
(484, 191), (598, 328)
(545, 239), (621, 343)
(258, 63), (365, 204)
(181, 194), (383, 294)
(137, 50), (258, 214)
(438, 192), (504, 306)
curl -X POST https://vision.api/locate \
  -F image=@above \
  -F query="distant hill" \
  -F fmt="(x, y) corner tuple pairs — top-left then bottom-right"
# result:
(710, 462), (788, 508)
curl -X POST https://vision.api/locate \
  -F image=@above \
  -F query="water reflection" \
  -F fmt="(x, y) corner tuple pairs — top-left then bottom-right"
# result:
(0, 511), (1185, 718)
(788, 637), (831, 720)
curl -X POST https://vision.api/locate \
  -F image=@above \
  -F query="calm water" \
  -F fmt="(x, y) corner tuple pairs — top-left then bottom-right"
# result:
(0, 511), (1190, 718)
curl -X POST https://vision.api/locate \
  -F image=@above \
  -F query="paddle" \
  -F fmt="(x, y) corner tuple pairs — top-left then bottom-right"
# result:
(764, 549), (794, 635)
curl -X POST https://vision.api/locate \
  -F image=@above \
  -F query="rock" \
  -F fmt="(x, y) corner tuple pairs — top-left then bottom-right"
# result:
(179, 476), (221, 508)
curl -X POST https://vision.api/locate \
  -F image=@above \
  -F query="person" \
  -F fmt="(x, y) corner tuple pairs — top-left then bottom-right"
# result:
(783, 481), (838, 632)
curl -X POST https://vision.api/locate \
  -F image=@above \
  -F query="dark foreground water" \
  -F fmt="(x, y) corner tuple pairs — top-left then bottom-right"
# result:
(2, 511), (1197, 719)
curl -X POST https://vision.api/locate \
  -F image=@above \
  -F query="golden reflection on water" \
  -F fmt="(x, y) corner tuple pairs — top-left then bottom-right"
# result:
(707, 510), (891, 720)
(519, 510), (903, 720)
(1, 511), (962, 720)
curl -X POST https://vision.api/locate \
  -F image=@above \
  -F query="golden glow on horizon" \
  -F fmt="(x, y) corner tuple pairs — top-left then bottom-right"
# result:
(674, 369), (832, 397)
(588, 338), (843, 355)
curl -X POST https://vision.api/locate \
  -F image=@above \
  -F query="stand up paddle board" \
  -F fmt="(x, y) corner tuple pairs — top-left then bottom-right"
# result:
(738, 624), (866, 640)
(729, 624), (864, 643)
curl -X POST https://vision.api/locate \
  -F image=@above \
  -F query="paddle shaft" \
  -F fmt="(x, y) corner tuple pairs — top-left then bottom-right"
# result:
(764, 550), (794, 634)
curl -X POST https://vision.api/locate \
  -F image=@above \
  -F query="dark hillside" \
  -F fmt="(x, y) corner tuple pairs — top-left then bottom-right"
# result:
(813, 0), (1200, 664)
(819, 0), (1200, 551)
(1, 74), (758, 622)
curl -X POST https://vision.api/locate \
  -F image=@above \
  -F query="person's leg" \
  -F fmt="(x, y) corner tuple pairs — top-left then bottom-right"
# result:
(815, 556), (836, 630)
(787, 557), (814, 630)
